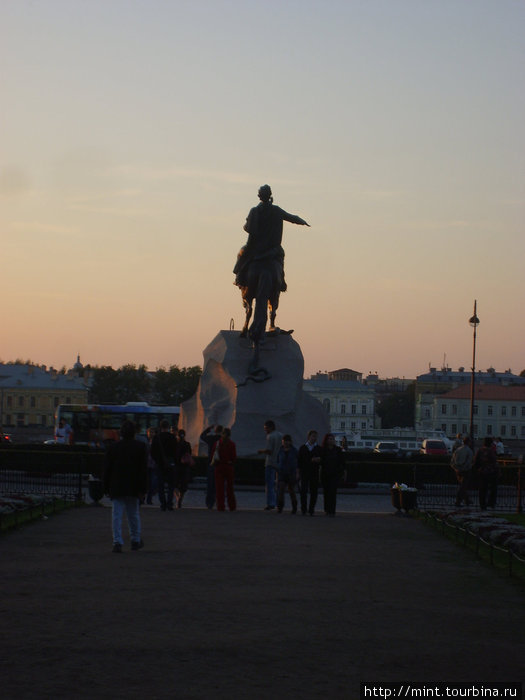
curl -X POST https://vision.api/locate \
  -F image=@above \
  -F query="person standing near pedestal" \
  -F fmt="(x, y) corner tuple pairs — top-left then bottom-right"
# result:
(150, 420), (177, 511)
(175, 429), (192, 508)
(200, 425), (223, 510)
(320, 433), (345, 517)
(213, 428), (237, 511)
(298, 430), (322, 516)
(258, 420), (282, 510)
(276, 435), (299, 514)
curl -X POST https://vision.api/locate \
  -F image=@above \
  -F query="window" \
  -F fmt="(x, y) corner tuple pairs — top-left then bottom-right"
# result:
(424, 408), (431, 418)
(31, 396), (36, 408)
(351, 422), (356, 430)
(501, 425), (506, 436)
(362, 405), (367, 415)
(522, 406), (525, 417)
(41, 415), (47, 427)
(441, 404), (447, 415)
(340, 422), (346, 430)
(511, 406), (516, 416)
(351, 404), (356, 415)
(361, 422), (366, 430)
(341, 404), (346, 414)
(511, 426), (516, 436)
(18, 396), (25, 408)
(451, 424), (457, 434)
(54, 396), (60, 408)
(501, 406), (507, 416)
(441, 424), (446, 433)
(488, 405), (493, 416)
(323, 399), (330, 413)
(473, 405), (478, 415)
(462, 424), (468, 434)
(7, 395), (12, 408)
(487, 424), (492, 435)
(452, 405), (458, 415)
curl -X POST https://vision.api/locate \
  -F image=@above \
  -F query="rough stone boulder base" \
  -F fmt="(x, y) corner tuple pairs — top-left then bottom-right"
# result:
(180, 330), (330, 456)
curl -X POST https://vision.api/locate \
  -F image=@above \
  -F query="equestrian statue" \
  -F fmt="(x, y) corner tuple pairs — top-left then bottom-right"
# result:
(233, 184), (309, 383)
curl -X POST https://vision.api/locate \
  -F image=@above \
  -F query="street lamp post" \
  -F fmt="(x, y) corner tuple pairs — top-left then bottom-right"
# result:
(468, 300), (480, 446)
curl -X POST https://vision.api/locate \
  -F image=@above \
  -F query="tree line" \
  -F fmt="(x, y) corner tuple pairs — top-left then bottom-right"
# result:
(84, 364), (202, 406)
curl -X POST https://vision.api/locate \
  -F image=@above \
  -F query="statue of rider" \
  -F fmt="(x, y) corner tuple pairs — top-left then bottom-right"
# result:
(233, 184), (310, 291)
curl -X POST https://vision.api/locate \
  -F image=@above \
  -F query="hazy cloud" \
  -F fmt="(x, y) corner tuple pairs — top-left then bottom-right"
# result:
(0, 166), (31, 196)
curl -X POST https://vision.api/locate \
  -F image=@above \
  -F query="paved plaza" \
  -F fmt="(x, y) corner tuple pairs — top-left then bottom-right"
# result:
(2, 494), (525, 699)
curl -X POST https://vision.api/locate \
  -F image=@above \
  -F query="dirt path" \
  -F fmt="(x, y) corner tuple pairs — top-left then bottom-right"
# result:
(1, 505), (524, 699)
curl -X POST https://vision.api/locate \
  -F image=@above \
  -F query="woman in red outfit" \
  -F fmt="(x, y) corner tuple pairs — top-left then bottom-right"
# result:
(213, 428), (237, 511)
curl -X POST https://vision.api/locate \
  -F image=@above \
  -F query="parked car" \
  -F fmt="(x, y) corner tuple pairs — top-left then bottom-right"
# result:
(374, 441), (400, 455)
(420, 439), (448, 456)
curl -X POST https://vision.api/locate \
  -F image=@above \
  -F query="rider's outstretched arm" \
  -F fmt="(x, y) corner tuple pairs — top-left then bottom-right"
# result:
(282, 211), (310, 227)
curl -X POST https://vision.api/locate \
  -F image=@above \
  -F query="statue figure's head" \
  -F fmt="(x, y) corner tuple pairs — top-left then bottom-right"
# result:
(258, 184), (272, 203)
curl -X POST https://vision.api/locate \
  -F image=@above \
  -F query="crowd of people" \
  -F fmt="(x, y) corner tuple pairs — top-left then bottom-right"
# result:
(103, 419), (348, 552)
(104, 419), (511, 552)
(450, 434), (505, 510)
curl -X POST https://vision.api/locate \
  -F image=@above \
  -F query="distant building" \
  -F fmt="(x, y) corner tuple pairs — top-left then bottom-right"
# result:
(430, 385), (525, 440)
(415, 366), (525, 436)
(303, 369), (375, 435)
(0, 362), (89, 430)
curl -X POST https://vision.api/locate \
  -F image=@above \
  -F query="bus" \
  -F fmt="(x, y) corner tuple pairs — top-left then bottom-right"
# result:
(54, 402), (180, 446)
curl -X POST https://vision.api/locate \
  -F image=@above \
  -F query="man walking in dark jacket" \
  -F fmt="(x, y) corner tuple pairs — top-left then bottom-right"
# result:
(104, 420), (148, 553)
(150, 420), (178, 511)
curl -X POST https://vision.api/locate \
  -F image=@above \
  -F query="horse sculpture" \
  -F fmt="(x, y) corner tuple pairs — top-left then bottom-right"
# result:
(239, 263), (282, 339)
(236, 256), (283, 383)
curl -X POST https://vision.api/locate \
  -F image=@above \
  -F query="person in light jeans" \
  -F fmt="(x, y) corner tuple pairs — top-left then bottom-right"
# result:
(104, 420), (148, 553)
(258, 420), (283, 510)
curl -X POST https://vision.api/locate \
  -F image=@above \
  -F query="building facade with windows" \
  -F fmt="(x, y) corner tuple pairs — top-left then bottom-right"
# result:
(427, 385), (525, 441)
(0, 363), (89, 430)
(415, 367), (525, 435)
(303, 369), (375, 436)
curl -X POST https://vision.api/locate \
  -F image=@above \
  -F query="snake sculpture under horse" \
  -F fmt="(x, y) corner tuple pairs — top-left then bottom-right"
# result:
(236, 257), (283, 386)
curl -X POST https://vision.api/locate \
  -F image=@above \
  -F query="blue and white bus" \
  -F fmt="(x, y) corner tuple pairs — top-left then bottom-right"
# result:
(54, 402), (180, 445)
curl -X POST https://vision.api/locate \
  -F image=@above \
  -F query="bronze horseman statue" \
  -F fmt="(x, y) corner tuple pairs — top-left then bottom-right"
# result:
(234, 184), (309, 381)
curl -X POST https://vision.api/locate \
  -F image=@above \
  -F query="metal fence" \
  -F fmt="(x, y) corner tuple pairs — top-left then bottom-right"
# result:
(0, 446), (105, 502)
(0, 468), (84, 501)
(387, 462), (524, 513)
(1, 448), (523, 513)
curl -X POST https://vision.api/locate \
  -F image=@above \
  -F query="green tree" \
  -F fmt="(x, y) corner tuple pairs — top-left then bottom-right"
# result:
(375, 384), (416, 429)
(153, 365), (202, 405)
(89, 364), (152, 404)
(89, 366), (120, 403)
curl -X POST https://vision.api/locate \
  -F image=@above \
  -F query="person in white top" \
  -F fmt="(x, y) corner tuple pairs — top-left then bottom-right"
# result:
(55, 420), (72, 444)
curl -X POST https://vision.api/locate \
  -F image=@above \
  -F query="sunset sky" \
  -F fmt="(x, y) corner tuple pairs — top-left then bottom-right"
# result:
(2, 0), (524, 380)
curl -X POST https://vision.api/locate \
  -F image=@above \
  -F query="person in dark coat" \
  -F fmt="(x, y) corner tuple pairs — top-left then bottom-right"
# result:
(175, 429), (192, 508)
(298, 430), (322, 516)
(320, 433), (346, 517)
(150, 420), (178, 511)
(104, 420), (148, 553)
(276, 435), (299, 514)
(200, 425), (223, 510)
(475, 436), (499, 510)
